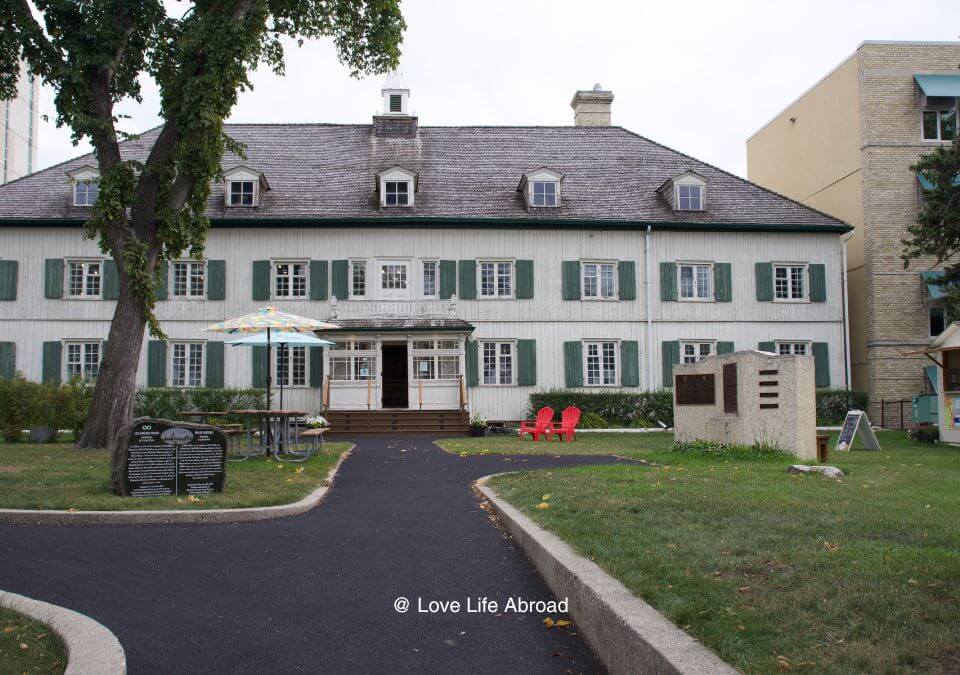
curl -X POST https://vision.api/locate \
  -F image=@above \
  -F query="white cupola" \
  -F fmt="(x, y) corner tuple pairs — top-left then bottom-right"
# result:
(381, 71), (410, 116)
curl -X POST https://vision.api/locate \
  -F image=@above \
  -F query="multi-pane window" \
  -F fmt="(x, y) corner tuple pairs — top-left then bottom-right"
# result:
(531, 181), (557, 207)
(585, 341), (617, 386)
(275, 346), (307, 387)
(583, 262), (616, 299)
(73, 179), (99, 206)
(67, 261), (101, 297)
(65, 342), (100, 381)
(330, 341), (375, 381)
(679, 263), (712, 301)
(274, 262), (308, 298)
(172, 261), (205, 298)
(922, 98), (957, 141)
(774, 264), (806, 301)
(422, 261), (438, 297)
(681, 341), (713, 364)
(229, 180), (255, 206)
(677, 184), (702, 210)
(412, 340), (460, 381)
(384, 181), (410, 206)
(482, 341), (514, 385)
(171, 342), (204, 388)
(351, 261), (366, 297)
(776, 342), (809, 356)
(381, 263), (407, 290)
(479, 261), (513, 298)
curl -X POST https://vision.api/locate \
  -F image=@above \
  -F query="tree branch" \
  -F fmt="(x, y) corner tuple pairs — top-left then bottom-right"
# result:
(9, 0), (66, 73)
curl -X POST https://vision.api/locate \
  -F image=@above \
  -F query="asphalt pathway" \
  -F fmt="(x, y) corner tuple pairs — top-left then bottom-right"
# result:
(1, 435), (635, 674)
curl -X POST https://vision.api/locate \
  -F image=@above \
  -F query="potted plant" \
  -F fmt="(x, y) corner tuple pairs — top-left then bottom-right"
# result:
(468, 415), (488, 437)
(304, 415), (329, 430)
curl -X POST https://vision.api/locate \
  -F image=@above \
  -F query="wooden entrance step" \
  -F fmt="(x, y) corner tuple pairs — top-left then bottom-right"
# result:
(325, 410), (469, 434)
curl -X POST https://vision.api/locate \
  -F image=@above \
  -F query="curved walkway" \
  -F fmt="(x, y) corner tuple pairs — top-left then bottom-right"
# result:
(0, 436), (633, 674)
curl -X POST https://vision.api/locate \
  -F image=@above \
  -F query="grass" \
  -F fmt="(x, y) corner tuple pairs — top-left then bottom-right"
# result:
(0, 606), (66, 674)
(0, 440), (351, 510)
(465, 431), (960, 674)
(438, 431), (676, 456)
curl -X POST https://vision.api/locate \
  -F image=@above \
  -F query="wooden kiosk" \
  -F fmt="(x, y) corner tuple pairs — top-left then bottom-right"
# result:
(907, 322), (960, 446)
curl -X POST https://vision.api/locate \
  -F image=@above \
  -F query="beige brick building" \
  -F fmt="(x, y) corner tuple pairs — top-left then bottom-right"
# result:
(747, 41), (960, 422)
(1, 62), (40, 183)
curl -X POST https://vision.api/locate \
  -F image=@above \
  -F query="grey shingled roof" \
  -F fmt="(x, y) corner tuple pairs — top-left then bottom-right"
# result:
(0, 123), (846, 228)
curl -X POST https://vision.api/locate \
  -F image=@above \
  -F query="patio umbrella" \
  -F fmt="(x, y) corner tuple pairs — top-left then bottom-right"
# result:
(226, 331), (335, 409)
(205, 307), (338, 410)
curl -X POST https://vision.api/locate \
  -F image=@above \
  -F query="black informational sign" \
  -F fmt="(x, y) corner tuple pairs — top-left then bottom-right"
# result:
(121, 419), (227, 497)
(835, 410), (880, 451)
(675, 374), (716, 405)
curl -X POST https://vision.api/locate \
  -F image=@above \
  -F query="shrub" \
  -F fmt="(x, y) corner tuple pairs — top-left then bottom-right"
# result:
(578, 412), (608, 429)
(816, 388), (869, 424)
(134, 388), (265, 423)
(669, 439), (787, 459)
(908, 423), (939, 444)
(0, 375), (36, 442)
(528, 389), (674, 428)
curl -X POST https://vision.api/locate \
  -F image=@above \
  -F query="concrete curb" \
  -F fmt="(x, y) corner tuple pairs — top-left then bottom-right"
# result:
(0, 445), (354, 526)
(0, 589), (126, 674)
(476, 474), (738, 675)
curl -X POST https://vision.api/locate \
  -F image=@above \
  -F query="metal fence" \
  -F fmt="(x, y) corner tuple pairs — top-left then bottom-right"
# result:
(877, 399), (914, 430)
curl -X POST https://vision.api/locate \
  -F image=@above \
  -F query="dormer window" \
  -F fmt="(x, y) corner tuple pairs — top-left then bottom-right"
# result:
(66, 166), (101, 207)
(222, 166), (269, 208)
(660, 171), (707, 212)
(385, 181), (409, 206)
(678, 184), (702, 211)
(519, 168), (563, 208)
(532, 181), (557, 207)
(229, 180), (255, 206)
(377, 166), (417, 208)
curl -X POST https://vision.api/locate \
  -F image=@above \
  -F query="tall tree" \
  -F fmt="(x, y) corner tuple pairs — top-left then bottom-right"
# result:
(904, 132), (960, 313)
(0, 1), (404, 460)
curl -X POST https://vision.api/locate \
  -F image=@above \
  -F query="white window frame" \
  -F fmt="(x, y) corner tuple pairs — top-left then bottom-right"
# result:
(421, 260), (439, 299)
(775, 341), (811, 356)
(274, 345), (309, 388)
(411, 339), (461, 382)
(329, 340), (376, 382)
(72, 179), (100, 207)
(272, 260), (309, 300)
(680, 340), (715, 364)
(530, 181), (559, 207)
(678, 262), (714, 302)
(478, 260), (514, 299)
(378, 167), (416, 208)
(773, 262), (808, 303)
(921, 98), (958, 142)
(581, 261), (618, 300)
(349, 259), (367, 299)
(171, 260), (206, 299)
(65, 259), (103, 299)
(169, 341), (205, 388)
(480, 340), (515, 386)
(63, 340), (101, 382)
(673, 174), (707, 211)
(583, 339), (619, 387)
(377, 258), (411, 300)
(227, 179), (257, 207)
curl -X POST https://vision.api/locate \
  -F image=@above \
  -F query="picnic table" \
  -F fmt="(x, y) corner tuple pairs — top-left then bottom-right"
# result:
(228, 409), (310, 462)
(177, 411), (230, 425)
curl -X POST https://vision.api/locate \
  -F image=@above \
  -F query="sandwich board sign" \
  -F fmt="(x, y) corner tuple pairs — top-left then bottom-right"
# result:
(835, 410), (881, 451)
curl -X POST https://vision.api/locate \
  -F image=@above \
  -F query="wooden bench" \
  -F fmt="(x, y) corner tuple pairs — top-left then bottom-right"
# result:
(299, 428), (327, 453)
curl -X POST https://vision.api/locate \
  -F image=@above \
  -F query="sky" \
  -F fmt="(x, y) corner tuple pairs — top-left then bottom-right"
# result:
(32, 0), (960, 178)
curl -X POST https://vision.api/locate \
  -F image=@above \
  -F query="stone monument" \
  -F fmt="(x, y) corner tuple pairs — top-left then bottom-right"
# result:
(672, 350), (816, 459)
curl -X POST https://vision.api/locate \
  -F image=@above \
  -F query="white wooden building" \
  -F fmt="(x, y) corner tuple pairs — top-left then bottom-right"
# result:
(0, 81), (852, 424)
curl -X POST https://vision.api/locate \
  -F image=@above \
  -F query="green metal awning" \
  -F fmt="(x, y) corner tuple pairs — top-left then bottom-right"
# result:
(925, 364), (939, 394)
(915, 74), (960, 97)
(922, 270), (946, 300)
(917, 172), (960, 190)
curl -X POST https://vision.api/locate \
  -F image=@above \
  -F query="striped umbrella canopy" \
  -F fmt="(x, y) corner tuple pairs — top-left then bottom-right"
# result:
(204, 306), (339, 334)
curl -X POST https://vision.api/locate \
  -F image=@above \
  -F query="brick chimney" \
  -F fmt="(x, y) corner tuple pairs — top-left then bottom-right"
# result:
(373, 71), (418, 138)
(571, 84), (614, 126)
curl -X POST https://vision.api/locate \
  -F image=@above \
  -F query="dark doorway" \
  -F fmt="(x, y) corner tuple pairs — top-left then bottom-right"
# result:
(381, 343), (409, 408)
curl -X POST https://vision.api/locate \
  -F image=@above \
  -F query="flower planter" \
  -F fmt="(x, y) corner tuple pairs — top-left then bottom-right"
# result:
(469, 426), (488, 437)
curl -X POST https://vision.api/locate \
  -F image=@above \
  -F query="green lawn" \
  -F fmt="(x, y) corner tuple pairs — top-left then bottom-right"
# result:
(462, 432), (960, 674)
(0, 606), (65, 674)
(0, 441), (351, 510)
(438, 431), (676, 456)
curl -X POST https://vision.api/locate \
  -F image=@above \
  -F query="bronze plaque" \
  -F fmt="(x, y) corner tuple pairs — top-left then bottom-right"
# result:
(675, 374), (715, 405)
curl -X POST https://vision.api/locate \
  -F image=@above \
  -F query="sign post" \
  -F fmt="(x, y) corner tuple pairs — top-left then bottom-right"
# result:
(835, 410), (881, 451)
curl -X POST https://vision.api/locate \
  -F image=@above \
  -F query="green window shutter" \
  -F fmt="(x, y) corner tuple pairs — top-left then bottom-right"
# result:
(465, 339), (479, 387)
(757, 341), (775, 353)
(439, 260), (457, 299)
(517, 339), (537, 386)
(562, 261), (581, 300)
(0, 260), (17, 300)
(147, 340), (166, 387)
(755, 262), (773, 301)
(252, 260), (271, 301)
(714, 263), (732, 302)
(331, 260), (348, 299)
(154, 262), (168, 301)
(42, 341), (61, 384)
(252, 346), (268, 387)
(458, 260), (477, 300)
(206, 260), (226, 300)
(661, 341), (679, 388)
(660, 262), (678, 301)
(812, 342), (830, 387)
(618, 261), (637, 301)
(0, 342), (15, 379)
(716, 341), (735, 355)
(44, 259), (64, 299)
(102, 259), (120, 300)
(309, 260), (328, 301)
(309, 346), (324, 387)
(809, 264), (826, 302)
(564, 341), (583, 388)
(620, 341), (640, 387)
(515, 260), (534, 299)
(205, 341), (224, 389)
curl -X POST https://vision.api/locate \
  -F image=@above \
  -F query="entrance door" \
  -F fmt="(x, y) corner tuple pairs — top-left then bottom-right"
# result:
(381, 343), (409, 408)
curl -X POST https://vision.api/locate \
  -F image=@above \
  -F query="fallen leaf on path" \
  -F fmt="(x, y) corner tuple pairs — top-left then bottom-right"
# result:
(556, 619), (571, 627)
(536, 502), (550, 510)
(543, 617), (555, 627)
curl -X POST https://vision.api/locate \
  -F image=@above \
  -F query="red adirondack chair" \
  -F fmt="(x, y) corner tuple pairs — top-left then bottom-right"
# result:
(548, 406), (582, 442)
(519, 406), (554, 441)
